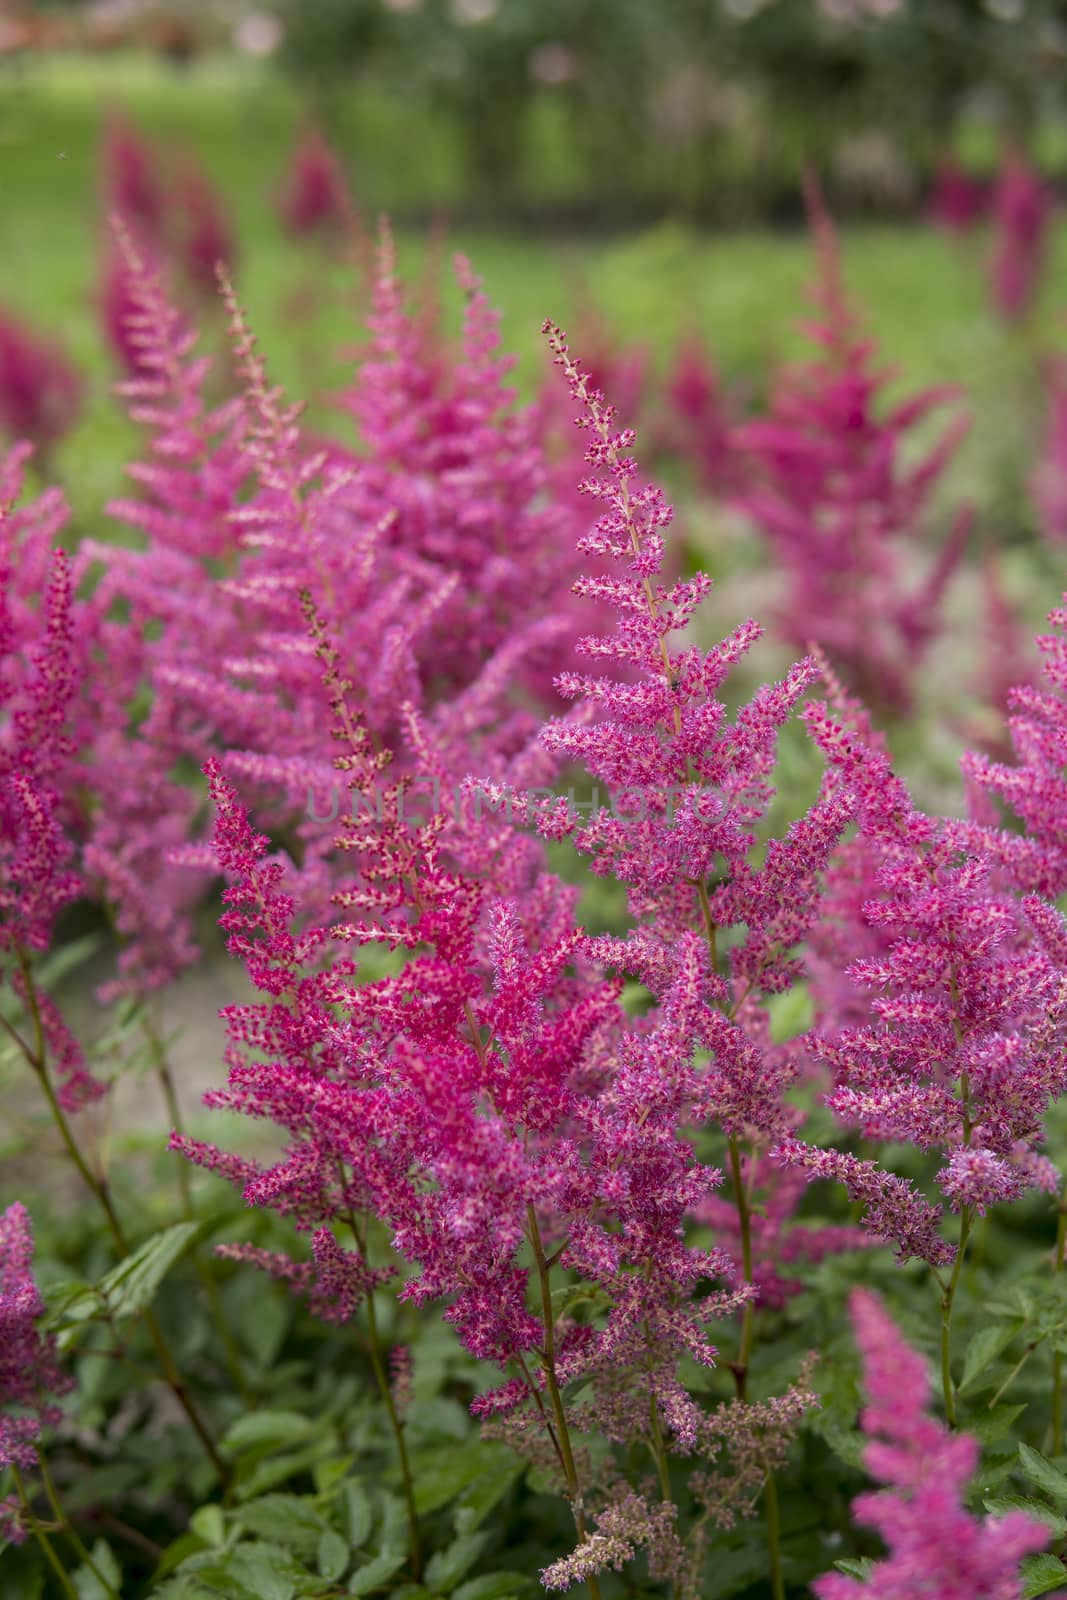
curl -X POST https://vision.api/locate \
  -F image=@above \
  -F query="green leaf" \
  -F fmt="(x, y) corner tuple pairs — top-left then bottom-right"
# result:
(151, 1532), (213, 1582)
(73, 1540), (121, 1600)
(959, 1323), (1024, 1394)
(984, 1495), (1067, 1537)
(1019, 1444), (1067, 1504)
(424, 1533), (491, 1593)
(235, 1439), (338, 1500)
(452, 1575), (531, 1600)
(343, 1483), (373, 1548)
(767, 984), (813, 1043)
(968, 1404), (1026, 1446)
(318, 1529), (350, 1583)
(1021, 1553), (1067, 1598)
(346, 1550), (406, 1595)
(221, 1411), (316, 1457)
(222, 1547), (301, 1600)
(98, 1222), (201, 1320)
(413, 1443), (511, 1516)
(453, 1458), (524, 1534)
(834, 1558), (877, 1581)
(235, 1496), (329, 1557)
(189, 1506), (225, 1548)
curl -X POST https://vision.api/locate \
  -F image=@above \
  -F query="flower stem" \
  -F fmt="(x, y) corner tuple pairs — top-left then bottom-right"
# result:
(1053, 1190), (1067, 1454)
(940, 1207), (973, 1427)
(14, 949), (231, 1487)
(37, 1452), (122, 1600)
(144, 1011), (253, 1405)
(527, 1202), (602, 1600)
(763, 1470), (786, 1600)
(11, 1464), (78, 1600)
(727, 1135), (755, 1398)
(345, 1209), (421, 1581)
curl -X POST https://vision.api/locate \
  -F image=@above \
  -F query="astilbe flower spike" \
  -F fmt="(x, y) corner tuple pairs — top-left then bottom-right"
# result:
(278, 127), (353, 240)
(813, 1290), (1047, 1599)
(785, 691), (1067, 1254)
(989, 151), (1051, 324)
(0, 310), (83, 465)
(962, 594), (1067, 897)
(928, 157), (987, 233)
(0, 1203), (73, 1486)
(1031, 356), (1067, 548)
(733, 186), (970, 716)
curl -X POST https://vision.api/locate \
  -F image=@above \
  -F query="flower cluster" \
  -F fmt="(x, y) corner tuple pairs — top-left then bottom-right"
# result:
(813, 1290), (1048, 1599)
(733, 190), (969, 715)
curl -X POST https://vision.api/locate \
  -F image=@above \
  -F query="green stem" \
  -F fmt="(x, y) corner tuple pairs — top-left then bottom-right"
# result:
(11, 1465), (78, 1600)
(764, 1471), (786, 1600)
(144, 1013), (253, 1405)
(37, 1453), (122, 1600)
(727, 1135), (755, 1399)
(15, 949), (231, 1487)
(988, 1343), (1038, 1411)
(345, 1210), (421, 1581)
(527, 1203), (602, 1600)
(940, 1208), (974, 1427)
(1053, 1193), (1067, 1454)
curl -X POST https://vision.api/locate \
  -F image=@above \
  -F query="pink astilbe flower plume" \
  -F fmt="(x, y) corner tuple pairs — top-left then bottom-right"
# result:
(278, 127), (353, 240)
(1032, 356), (1067, 549)
(989, 151), (1051, 323)
(813, 1290), (1047, 1599)
(929, 157), (988, 233)
(0, 1203), (73, 1478)
(962, 595), (1067, 898)
(0, 309), (83, 465)
(782, 689), (1067, 1255)
(733, 185), (970, 716)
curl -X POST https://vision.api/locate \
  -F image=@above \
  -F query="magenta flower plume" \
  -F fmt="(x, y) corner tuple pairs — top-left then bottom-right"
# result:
(989, 151), (1051, 323)
(928, 158), (987, 233)
(175, 161), (237, 296)
(0, 309), (83, 462)
(277, 127), (352, 239)
(784, 692), (1067, 1255)
(1032, 357), (1067, 548)
(962, 596), (1067, 897)
(0, 1203), (73, 1476)
(733, 186), (969, 715)
(101, 111), (165, 245)
(813, 1290), (1047, 1599)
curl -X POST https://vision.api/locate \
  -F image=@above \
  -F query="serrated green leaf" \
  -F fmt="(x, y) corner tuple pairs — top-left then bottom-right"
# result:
(425, 1533), (490, 1593)
(189, 1506), (225, 1548)
(1020, 1443), (1067, 1504)
(346, 1549), (406, 1595)
(151, 1531), (213, 1582)
(959, 1323), (1024, 1394)
(343, 1483), (373, 1548)
(221, 1411), (316, 1457)
(73, 1540), (121, 1600)
(968, 1404), (1026, 1446)
(452, 1574), (531, 1600)
(318, 1529), (350, 1582)
(834, 1558), (877, 1581)
(413, 1443), (510, 1516)
(98, 1222), (200, 1320)
(235, 1439), (337, 1500)
(222, 1547), (301, 1600)
(984, 1495), (1067, 1537)
(235, 1495), (328, 1556)
(1021, 1552), (1067, 1598)
(453, 1458), (524, 1534)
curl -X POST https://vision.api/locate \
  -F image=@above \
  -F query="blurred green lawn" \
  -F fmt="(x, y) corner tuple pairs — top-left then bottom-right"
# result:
(1, 51), (1065, 529)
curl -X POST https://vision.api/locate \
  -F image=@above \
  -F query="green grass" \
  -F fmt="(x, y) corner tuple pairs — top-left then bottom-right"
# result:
(0, 53), (1064, 547)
